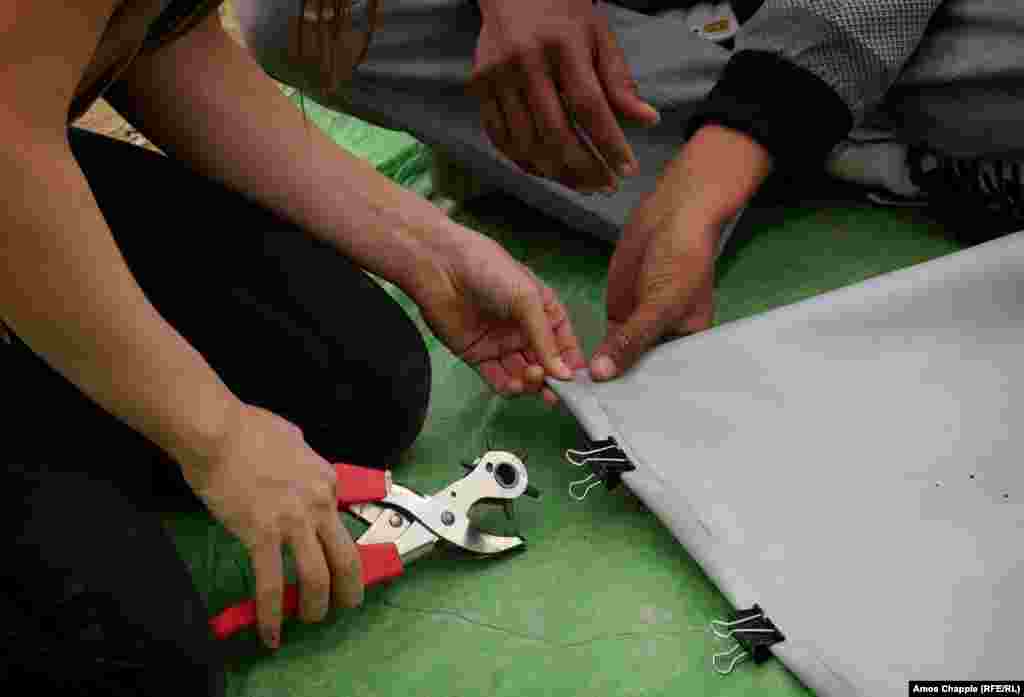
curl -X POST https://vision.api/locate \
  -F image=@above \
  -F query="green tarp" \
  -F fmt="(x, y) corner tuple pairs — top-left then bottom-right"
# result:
(166, 93), (962, 696)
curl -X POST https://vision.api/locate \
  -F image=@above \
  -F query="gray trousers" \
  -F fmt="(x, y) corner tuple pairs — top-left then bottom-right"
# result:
(237, 0), (1024, 242)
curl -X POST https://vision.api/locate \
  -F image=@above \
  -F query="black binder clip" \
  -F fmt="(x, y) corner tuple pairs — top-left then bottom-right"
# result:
(710, 604), (785, 674)
(565, 437), (636, 500)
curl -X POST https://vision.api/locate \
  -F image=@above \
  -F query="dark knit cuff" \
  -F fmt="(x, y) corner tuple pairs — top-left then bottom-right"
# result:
(686, 50), (853, 173)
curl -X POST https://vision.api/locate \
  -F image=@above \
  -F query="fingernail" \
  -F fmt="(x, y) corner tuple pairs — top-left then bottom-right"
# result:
(267, 631), (280, 650)
(619, 160), (639, 177)
(554, 358), (572, 380)
(591, 355), (617, 381)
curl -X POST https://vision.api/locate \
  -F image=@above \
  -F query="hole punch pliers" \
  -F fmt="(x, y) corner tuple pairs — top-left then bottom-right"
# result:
(210, 450), (538, 640)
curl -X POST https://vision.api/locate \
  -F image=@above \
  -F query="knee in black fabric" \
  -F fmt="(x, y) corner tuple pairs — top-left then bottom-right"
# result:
(374, 315), (433, 459)
(1, 466), (225, 697)
(306, 311), (432, 467)
(63, 125), (432, 469)
(3, 331), (203, 513)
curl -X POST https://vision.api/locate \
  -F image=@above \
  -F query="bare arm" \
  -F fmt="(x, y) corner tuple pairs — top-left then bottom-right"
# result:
(0, 1), (239, 466)
(106, 12), (463, 304)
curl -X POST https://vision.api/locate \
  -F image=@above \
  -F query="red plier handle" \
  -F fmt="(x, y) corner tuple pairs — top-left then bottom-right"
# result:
(209, 464), (406, 641)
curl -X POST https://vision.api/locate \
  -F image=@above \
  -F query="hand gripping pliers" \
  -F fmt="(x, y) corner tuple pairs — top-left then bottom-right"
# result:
(210, 450), (538, 639)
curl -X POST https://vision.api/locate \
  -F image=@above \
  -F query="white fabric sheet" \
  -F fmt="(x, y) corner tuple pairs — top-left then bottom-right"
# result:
(548, 231), (1024, 695)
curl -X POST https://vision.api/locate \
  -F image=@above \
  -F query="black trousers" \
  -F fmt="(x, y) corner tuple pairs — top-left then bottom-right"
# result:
(1, 129), (432, 695)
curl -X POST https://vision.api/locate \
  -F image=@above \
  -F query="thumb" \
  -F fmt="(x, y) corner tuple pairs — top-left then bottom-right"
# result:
(512, 286), (573, 381)
(593, 19), (660, 126)
(590, 296), (675, 381)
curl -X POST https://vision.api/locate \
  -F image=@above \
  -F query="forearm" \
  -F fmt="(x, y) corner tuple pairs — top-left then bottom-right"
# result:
(0, 136), (238, 467)
(107, 16), (456, 301)
(670, 124), (773, 229)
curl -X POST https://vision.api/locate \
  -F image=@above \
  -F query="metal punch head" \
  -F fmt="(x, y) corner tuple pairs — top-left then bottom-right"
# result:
(390, 451), (536, 555)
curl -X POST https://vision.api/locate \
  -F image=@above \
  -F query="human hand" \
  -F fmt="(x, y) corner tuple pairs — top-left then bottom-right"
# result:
(590, 181), (718, 381)
(589, 125), (773, 380)
(414, 231), (585, 404)
(470, 0), (660, 192)
(180, 402), (363, 650)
